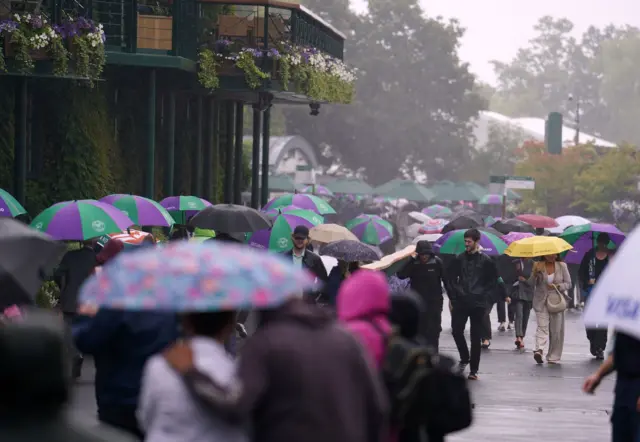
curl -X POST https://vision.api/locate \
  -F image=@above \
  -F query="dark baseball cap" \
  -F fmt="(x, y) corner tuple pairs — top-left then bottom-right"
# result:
(415, 240), (433, 255)
(293, 225), (310, 239)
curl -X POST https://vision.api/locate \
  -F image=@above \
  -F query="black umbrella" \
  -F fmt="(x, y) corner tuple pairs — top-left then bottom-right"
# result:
(492, 219), (535, 234)
(441, 213), (484, 234)
(320, 240), (382, 262)
(0, 218), (66, 308)
(189, 204), (272, 233)
(478, 226), (503, 237)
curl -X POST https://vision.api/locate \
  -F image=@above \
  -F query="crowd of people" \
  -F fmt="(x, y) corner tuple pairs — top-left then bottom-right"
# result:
(2, 215), (639, 442)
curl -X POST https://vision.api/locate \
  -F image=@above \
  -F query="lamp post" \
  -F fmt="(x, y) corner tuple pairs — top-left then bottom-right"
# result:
(568, 94), (580, 145)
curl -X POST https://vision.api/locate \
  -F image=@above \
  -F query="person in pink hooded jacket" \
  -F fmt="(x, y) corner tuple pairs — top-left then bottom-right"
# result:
(337, 270), (391, 368)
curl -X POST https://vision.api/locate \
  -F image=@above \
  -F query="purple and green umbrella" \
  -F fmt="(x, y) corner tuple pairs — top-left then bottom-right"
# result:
(248, 209), (324, 252)
(423, 204), (452, 218)
(479, 194), (503, 205)
(501, 231), (534, 245)
(0, 188), (27, 218)
(263, 205), (303, 218)
(100, 194), (175, 227)
(263, 193), (336, 215)
(30, 200), (134, 241)
(345, 214), (394, 245)
(159, 195), (212, 224)
(434, 229), (507, 256)
(560, 223), (625, 264)
(301, 185), (334, 196)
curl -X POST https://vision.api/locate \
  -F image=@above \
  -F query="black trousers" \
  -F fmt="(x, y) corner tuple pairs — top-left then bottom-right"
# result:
(422, 297), (444, 352)
(586, 327), (608, 355)
(612, 377), (640, 442)
(481, 304), (493, 341)
(451, 304), (484, 373)
(496, 300), (515, 323)
(99, 406), (144, 440)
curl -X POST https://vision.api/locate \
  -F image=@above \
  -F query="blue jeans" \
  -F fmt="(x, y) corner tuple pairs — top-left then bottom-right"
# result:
(612, 377), (640, 442)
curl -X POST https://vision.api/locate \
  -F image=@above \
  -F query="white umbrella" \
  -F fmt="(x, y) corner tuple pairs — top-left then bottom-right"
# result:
(408, 211), (432, 224)
(548, 215), (590, 234)
(583, 225), (640, 339)
(320, 255), (338, 274)
(412, 233), (442, 244)
(405, 223), (422, 239)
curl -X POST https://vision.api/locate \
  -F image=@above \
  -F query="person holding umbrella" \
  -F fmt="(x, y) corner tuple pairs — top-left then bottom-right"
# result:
(579, 233), (612, 360)
(395, 240), (447, 352)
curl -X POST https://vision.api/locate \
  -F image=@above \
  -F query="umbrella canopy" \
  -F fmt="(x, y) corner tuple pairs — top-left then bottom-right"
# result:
(190, 204), (272, 233)
(583, 225), (640, 337)
(263, 205), (302, 218)
(434, 229), (507, 256)
(492, 218), (535, 234)
(188, 227), (216, 243)
(548, 215), (591, 234)
(504, 236), (573, 258)
(515, 214), (559, 229)
(479, 194), (503, 205)
(412, 233), (442, 244)
(160, 195), (213, 224)
(325, 178), (374, 195)
(100, 194), (174, 227)
(31, 200), (134, 241)
(373, 178), (405, 195)
(0, 188), (27, 218)
(263, 193), (336, 215)
(79, 241), (316, 311)
(408, 211), (432, 224)
(0, 218), (66, 306)
(441, 212), (484, 234)
(320, 240), (382, 262)
(97, 229), (153, 248)
(374, 180), (434, 202)
(418, 218), (447, 234)
(422, 204), (452, 218)
(345, 214), (394, 245)
(268, 174), (300, 192)
(248, 209), (324, 252)
(309, 224), (359, 243)
(501, 231), (534, 245)
(301, 185), (334, 196)
(560, 223), (625, 264)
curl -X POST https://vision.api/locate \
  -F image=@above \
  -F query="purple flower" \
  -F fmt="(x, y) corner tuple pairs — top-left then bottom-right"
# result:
(29, 16), (43, 29)
(267, 48), (280, 58)
(0, 20), (18, 33)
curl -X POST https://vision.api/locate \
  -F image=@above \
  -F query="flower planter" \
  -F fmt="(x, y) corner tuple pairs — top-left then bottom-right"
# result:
(137, 14), (173, 51)
(3, 37), (49, 60)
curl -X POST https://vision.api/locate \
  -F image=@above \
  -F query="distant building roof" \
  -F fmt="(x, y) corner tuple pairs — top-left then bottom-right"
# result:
(473, 111), (617, 149)
(243, 135), (319, 171)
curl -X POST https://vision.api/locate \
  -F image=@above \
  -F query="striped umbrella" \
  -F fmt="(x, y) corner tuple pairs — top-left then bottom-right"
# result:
(263, 205), (303, 218)
(248, 209), (324, 252)
(100, 194), (174, 227)
(30, 200), (134, 241)
(301, 185), (334, 196)
(479, 194), (503, 205)
(434, 229), (507, 256)
(417, 218), (447, 234)
(423, 204), (452, 218)
(345, 214), (394, 245)
(0, 188), (27, 218)
(263, 193), (336, 215)
(159, 195), (212, 224)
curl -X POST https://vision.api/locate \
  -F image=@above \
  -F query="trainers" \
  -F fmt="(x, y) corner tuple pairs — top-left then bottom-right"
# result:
(468, 372), (479, 381)
(595, 350), (605, 360)
(508, 322), (514, 330)
(458, 362), (469, 374)
(498, 322), (506, 332)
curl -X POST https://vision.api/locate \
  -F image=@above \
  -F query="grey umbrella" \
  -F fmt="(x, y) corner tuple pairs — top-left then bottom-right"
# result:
(0, 218), (66, 307)
(189, 204), (272, 233)
(320, 240), (382, 262)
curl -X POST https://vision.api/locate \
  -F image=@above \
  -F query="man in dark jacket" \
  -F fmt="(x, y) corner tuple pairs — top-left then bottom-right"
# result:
(396, 240), (447, 352)
(163, 298), (388, 442)
(54, 240), (97, 379)
(283, 225), (329, 302)
(446, 228), (503, 381)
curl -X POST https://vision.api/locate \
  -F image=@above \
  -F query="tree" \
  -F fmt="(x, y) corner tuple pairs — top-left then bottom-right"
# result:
(284, 0), (485, 184)
(573, 146), (640, 217)
(513, 141), (596, 216)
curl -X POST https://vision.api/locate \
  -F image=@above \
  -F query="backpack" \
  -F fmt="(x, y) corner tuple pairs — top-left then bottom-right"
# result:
(369, 321), (473, 434)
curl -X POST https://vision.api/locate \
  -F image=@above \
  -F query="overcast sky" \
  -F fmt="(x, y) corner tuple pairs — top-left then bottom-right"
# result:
(350, 0), (639, 84)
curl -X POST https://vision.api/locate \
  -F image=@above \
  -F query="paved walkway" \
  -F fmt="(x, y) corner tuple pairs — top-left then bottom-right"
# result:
(70, 305), (614, 441)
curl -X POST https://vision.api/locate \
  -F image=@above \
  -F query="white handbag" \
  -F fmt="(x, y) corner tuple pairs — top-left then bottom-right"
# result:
(546, 285), (568, 313)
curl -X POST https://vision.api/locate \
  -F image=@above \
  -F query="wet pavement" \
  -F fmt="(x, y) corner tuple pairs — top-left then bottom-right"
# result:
(69, 304), (614, 441)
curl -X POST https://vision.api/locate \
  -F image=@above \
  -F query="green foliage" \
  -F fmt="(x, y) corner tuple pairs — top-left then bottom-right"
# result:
(70, 35), (106, 84)
(279, 56), (291, 90)
(197, 48), (220, 90)
(36, 281), (59, 308)
(235, 51), (269, 89)
(10, 30), (35, 74)
(289, 62), (354, 104)
(0, 37), (6, 73)
(50, 37), (69, 76)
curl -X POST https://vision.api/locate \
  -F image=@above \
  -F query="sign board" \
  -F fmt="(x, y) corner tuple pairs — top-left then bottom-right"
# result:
(295, 164), (315, 185)
(490, 175), (535, 191)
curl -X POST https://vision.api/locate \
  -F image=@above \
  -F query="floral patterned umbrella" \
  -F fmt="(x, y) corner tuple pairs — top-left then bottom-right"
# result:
(78, 241), (316, 312)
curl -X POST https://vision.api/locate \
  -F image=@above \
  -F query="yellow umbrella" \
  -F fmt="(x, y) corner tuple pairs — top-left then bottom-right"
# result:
(504, 236), (573, 258)
(309, 224), (359, 243)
